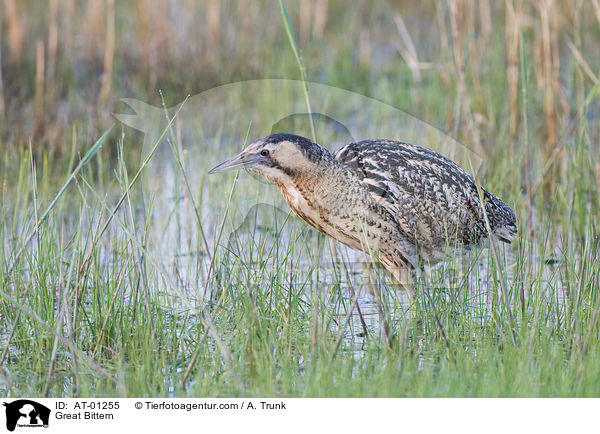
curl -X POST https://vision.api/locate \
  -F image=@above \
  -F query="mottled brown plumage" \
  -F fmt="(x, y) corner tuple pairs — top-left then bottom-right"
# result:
(209, 133), (517, 285)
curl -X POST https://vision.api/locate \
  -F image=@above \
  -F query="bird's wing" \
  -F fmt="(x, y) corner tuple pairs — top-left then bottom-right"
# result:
(334, 140), (486, 255)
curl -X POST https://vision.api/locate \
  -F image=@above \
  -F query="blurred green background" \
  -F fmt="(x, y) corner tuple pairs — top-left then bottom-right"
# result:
(2, 0), (598, 171)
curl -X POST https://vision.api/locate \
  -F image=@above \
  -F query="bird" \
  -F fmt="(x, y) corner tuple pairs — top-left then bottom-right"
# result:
(208, 133), (517, 289)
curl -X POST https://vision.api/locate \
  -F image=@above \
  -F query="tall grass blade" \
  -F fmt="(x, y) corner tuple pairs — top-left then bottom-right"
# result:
(5, 126), (113, 279)
(279, 0), (317, 142)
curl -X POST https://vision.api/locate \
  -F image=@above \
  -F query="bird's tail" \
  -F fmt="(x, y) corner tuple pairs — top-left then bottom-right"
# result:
(494, 222), (518, 243)
(485, 191), (518, 244)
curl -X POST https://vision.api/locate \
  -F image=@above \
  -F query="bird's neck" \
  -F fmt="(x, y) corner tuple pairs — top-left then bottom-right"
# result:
(277, 150), (342, 198)
(273, 154), (383, 243)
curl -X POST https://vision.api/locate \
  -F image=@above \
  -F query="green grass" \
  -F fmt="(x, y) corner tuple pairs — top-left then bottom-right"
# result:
(1, 2), (600, 397)
(1, 106), (599, 397)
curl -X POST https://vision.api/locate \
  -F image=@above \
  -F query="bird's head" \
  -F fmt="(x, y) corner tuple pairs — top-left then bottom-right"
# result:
(208, 134), (326, 184)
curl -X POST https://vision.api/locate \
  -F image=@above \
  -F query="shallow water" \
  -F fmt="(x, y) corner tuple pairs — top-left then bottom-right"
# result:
(120, 122), (581, 362)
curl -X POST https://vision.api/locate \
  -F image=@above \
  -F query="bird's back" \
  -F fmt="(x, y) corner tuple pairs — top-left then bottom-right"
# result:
(334, 139), (517, 264)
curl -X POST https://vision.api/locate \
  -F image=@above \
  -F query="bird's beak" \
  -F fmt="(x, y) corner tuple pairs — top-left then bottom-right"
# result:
(208, 151), (258, 174)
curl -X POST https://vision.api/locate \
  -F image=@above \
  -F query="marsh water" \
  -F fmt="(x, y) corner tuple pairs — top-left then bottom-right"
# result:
(130, 107), (559, 355)
(1, 84), (568, 373)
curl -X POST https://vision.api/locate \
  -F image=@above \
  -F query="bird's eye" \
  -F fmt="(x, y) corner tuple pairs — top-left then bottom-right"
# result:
(260, 150), (269, 157)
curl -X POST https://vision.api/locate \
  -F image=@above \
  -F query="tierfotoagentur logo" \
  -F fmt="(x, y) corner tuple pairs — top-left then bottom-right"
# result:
(2, 400), (50, 432)
(113, 79), (484, 291)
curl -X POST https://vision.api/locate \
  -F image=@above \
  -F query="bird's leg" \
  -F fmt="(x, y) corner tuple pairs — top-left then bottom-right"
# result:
(329, 238), (340, 269)
(363, 263), (393, 349)
(389, 266), (417, 305)
(388, 266), (421, 327)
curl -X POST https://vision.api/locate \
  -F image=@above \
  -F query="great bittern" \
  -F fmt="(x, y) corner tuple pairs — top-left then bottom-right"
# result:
(209, 134), (517, 287)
